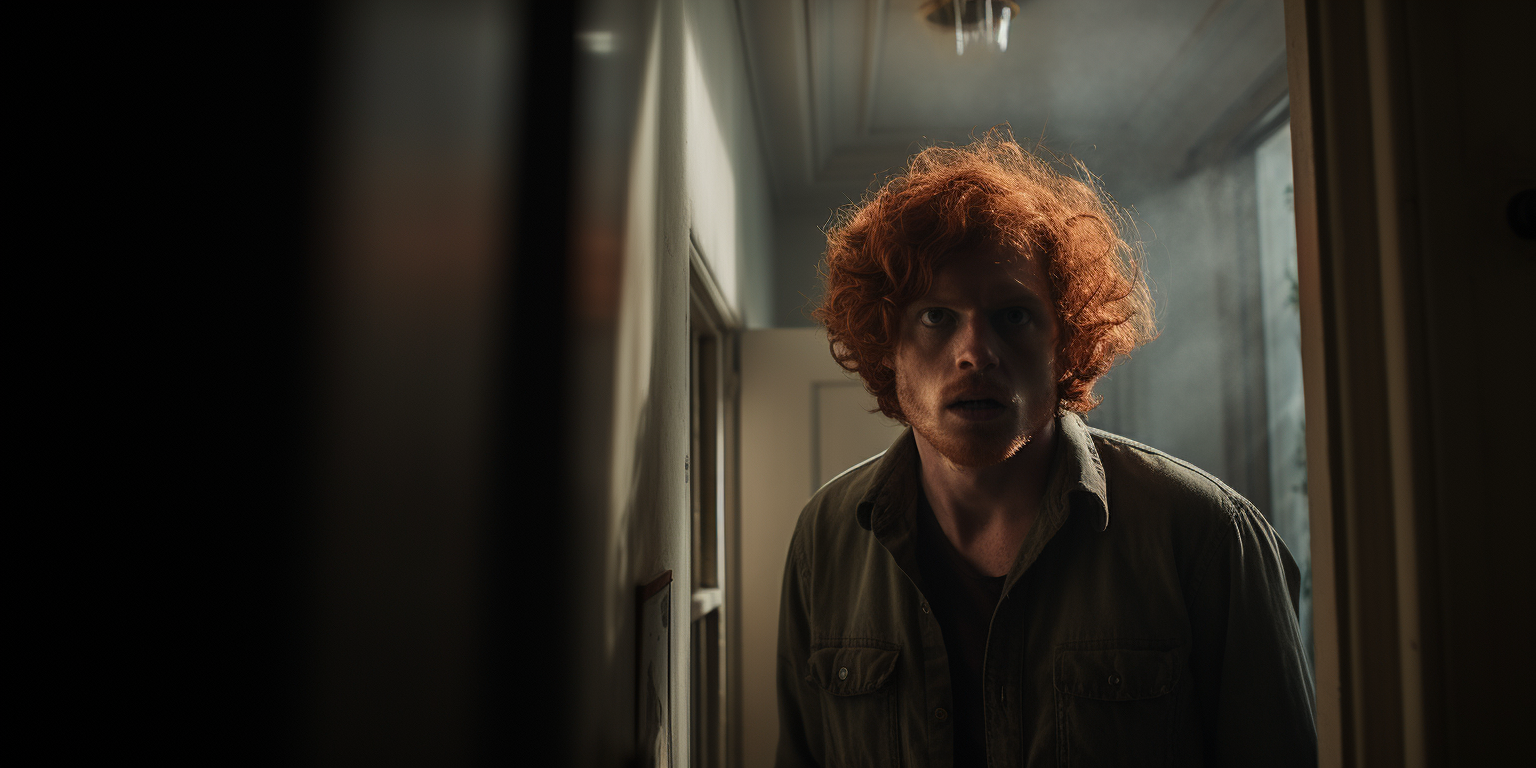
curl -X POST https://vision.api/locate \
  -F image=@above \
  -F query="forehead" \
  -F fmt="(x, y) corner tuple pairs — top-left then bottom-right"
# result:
(922, 246), (1050, 301)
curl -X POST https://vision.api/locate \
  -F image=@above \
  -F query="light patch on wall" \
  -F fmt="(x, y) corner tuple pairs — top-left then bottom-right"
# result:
(578, 30), (615, 54)
(683, 19), (738, 309)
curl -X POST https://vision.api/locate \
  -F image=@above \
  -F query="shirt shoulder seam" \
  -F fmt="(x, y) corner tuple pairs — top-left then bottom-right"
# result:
(1085, 426), (1253, 520)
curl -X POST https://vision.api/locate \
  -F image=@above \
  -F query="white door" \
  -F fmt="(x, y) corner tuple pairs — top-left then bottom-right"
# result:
(737, 328), (908, 768)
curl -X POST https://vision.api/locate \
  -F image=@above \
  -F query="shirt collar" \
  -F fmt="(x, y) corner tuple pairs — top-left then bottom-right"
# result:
(855, 429), (920, 534)
(855, 411), (1109, 534)
(1056, 411), (1110, 532)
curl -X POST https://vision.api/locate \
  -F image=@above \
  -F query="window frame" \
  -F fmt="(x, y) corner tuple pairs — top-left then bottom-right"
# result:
(687, 236), (740, 768)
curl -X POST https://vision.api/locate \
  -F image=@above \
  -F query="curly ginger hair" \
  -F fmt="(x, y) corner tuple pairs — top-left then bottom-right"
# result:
(813, 132), (1156, 422)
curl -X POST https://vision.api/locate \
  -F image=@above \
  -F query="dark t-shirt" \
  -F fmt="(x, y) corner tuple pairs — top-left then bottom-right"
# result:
(915, 494), (1006, 768)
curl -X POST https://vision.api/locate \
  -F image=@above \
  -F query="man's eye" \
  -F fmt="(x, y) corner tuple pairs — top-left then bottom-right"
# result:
(919, 309), (947, 327)
(1001, 307), (1030, 325)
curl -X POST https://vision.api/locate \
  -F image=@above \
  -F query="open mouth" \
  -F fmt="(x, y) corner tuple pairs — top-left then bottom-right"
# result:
(947, 398), (1007, 421)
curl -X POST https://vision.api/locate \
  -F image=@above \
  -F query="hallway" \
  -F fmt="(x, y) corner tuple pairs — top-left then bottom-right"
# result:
(15, 1), (1533, 765)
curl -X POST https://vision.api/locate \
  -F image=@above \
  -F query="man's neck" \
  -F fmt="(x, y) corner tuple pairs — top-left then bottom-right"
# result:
(913, 418), (1058, 577)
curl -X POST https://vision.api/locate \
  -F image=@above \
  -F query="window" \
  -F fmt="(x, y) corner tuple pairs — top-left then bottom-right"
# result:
(1254, 122), (1311, 669)
(689, 244), (739, 768)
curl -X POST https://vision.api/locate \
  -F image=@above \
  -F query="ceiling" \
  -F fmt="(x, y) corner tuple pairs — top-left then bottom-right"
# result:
(736, 0), (1289, 214)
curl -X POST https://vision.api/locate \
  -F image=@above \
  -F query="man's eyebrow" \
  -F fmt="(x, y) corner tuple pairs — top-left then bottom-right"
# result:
(910, 288), (1047, 306)
(997, 289), (1048, 305)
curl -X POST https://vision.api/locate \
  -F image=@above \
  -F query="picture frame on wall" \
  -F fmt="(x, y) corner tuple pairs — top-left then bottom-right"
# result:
(637, 570), (672, 768)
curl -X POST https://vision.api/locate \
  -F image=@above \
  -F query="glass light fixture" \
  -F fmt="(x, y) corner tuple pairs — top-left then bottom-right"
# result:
(923, 0), (1018, 55)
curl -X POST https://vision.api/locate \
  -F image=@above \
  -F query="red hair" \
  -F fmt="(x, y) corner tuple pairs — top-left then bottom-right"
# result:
(813, 132), (1156, 421)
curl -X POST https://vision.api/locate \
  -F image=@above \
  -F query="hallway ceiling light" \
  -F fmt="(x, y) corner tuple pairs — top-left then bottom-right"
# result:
(924, 0), (1019, 55)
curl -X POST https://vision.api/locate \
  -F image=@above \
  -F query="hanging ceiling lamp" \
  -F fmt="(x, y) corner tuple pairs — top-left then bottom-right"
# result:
(923, 0), (1019, 55)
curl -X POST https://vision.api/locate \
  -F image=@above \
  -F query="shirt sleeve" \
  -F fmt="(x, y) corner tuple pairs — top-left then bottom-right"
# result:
(1189, 499), (1319, 767)
(775, 530), (824, 768)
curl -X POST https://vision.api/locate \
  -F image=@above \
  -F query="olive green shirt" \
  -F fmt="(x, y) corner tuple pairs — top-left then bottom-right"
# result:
(776, 412), (1317, 767)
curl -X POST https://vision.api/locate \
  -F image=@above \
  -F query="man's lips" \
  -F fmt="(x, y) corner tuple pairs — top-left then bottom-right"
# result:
(945, 395), (1009, 421)
(944, 384), (1011, 408)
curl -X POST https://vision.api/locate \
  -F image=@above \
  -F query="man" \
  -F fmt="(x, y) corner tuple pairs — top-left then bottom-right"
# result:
(776, 135), (1316, 767)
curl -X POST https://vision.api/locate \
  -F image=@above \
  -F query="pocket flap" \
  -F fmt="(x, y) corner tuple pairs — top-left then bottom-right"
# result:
(1054, 647), (1175, 701)
(806, 645), (899, 696)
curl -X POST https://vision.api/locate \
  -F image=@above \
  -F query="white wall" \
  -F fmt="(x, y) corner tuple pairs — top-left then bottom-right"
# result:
(684, 0), (774, 327)
(564, 0), (775, 764)
(738, 328), (907, 768)
(568, 4), (691, 763)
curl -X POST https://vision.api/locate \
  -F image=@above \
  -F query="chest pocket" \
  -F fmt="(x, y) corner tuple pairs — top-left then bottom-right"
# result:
(807, 642), (901, 768)
(1054, 644), (1179, 768)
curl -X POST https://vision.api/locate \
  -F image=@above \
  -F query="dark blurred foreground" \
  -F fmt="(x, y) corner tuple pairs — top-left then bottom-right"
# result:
(16, 3), (573, 764)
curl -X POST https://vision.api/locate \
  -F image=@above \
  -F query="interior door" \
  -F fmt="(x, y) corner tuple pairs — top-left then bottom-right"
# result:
(737, 327), (908, 768)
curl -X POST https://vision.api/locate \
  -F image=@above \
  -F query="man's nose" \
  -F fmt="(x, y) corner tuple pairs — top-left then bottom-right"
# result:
(954, 315), (1000, 371)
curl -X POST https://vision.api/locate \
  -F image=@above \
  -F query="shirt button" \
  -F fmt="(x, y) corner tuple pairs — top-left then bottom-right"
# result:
(1109, 675), (1122, 685)
(935, 707), (948, 721)
(837, 667), (848, 681)
(921, 602), (931, 614)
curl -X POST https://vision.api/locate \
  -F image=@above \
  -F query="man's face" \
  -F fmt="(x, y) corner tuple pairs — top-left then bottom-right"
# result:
(891, 246), (1059, 468)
